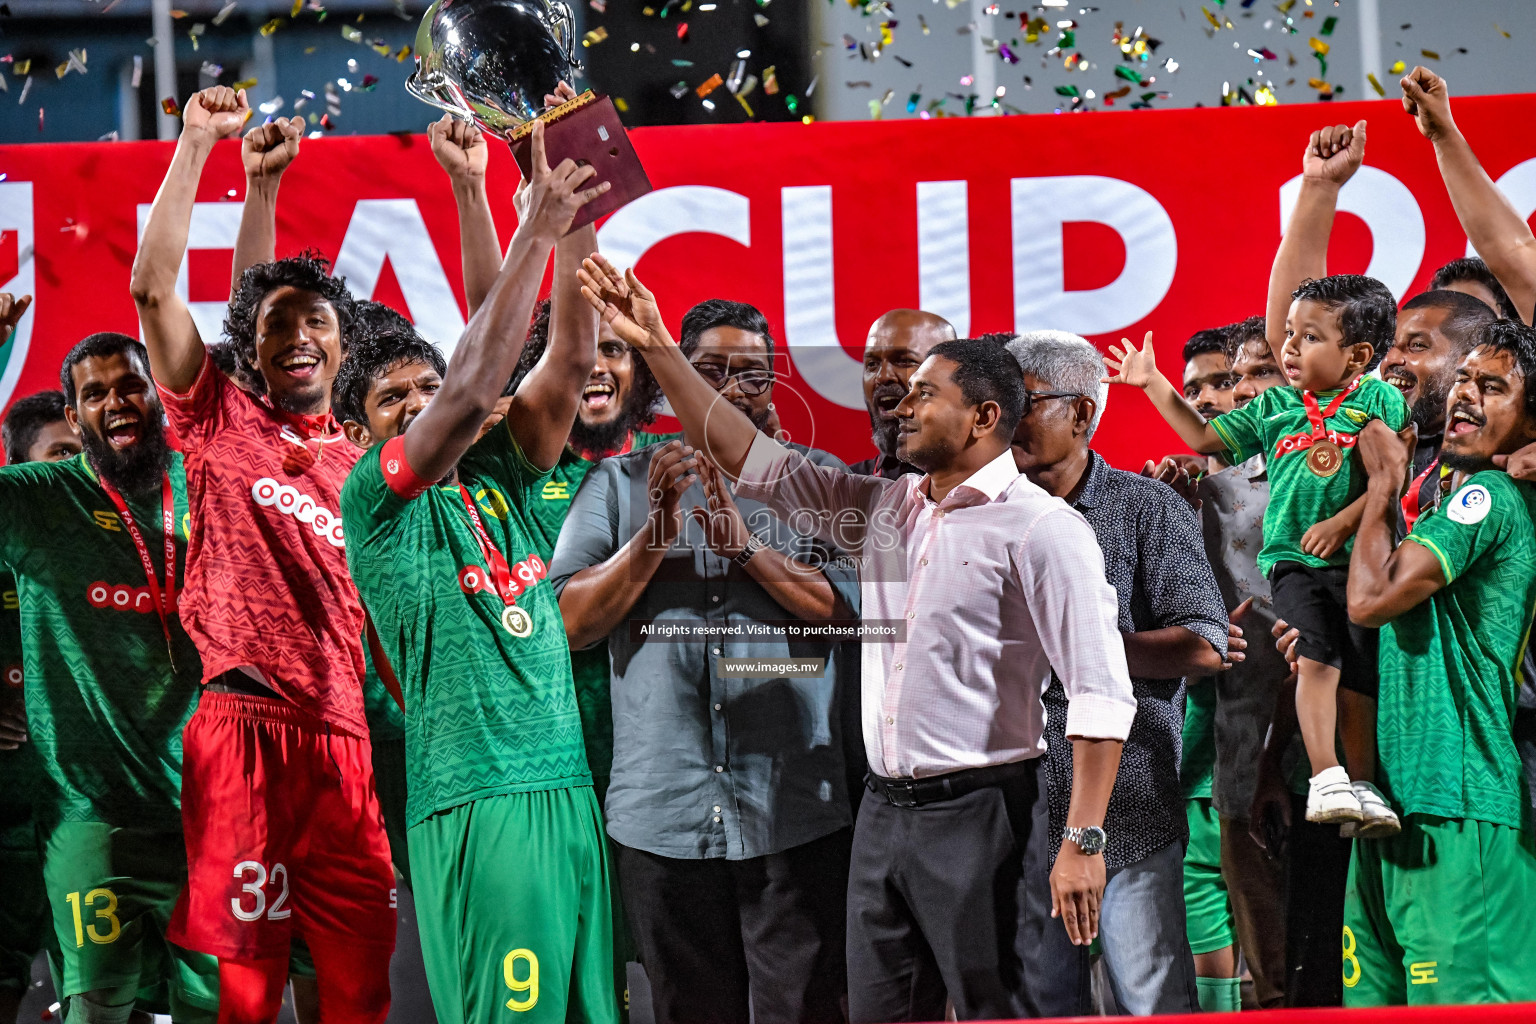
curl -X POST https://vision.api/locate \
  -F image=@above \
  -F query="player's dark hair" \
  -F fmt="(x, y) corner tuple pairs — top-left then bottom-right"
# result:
(223, 252), (355, 394)
(927, 337), (1028, 437)
(1473, 320), (1536, 420)
(59, 332), (154, 407)
(351, 300), (417, 342)
(1182, 328), (1230, 364)
(678, 299), (776, 360)
(2, 390), (69, 464)
(332, 327), (446, 427)
(206, 341), (241, 379)
(1430, 256), (1519, 321)
(1401, 289), (1501, 362)
(971, 331), (1019, 346)
(1291, 275), (1397, 370)
(1223, 316), (1268, 358)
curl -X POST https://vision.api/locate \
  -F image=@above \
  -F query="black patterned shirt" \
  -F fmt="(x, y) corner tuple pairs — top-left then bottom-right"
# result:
(1043, 452), (1229, 869)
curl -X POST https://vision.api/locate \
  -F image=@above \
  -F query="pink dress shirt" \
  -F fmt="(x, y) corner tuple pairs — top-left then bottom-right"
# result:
(734, 437), (1137, 779)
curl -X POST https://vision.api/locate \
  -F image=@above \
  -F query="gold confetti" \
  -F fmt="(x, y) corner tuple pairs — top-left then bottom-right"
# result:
(1421, 49), (1440, 60)
(614, 96), (629, 112)
(259, 18), (283, 35)
(1389, 59), (1405, 74)
(290, 0), (300, 14)
(12, 59), (28, 75)
(1307, 77), (1332, 95)
(735, 92), (753, 117)
(763, 65), (778, 95)
(168, 8), (187, 16)
(394, 45), (411, 62)
(341, 24), (362, 42)
(232, 77), (257, 90)
(1495, 23), (1511, 40)
(696, 72), (723, 97)
(1367, 73), (1384, 96)
(582, 26), (607, 46)
(1309, 37), (1329, 56)
(1201, 6), (1219, 29)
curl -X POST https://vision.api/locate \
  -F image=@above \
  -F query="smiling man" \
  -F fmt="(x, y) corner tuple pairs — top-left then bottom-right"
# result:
(1342, 321), (1536, 1006)
(0, 331), (217, 1024)
(131, 86), (393, 1023)
(851, 309), (956, 479)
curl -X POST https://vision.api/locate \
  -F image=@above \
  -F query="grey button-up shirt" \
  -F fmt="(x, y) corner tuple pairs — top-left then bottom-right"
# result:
(1043, 452), (1229, 869)
(1197, 455), (1296, 818)
(548, 440), (859, 861)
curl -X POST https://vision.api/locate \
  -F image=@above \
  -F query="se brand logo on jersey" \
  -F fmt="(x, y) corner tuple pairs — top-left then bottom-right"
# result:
(458, 555), (547, 597)
(250, 478), (346, 548)
(88, 582), (178, 615)
(1446, 483), (1492, 525)
(541, 481), (570, 501)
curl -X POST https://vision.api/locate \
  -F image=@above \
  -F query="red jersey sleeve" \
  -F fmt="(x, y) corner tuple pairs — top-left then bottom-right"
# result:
(380, 434), (432, 500)
(156, 350), (232, 449)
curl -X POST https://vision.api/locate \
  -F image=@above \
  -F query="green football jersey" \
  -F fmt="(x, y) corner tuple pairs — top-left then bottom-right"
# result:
(1378, 471), (1536, 828)
(519, 430), (679, 788)
(341, 423), (591, 827)
(0, 454), (201, 829)
(0, 571), (45, 831)
(360, 635), (405, 742)
(1181, 679), (1216, 800)
(1209, 376), (1408, 574)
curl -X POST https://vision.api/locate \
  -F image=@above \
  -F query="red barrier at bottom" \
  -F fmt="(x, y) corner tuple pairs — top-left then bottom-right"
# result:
(989, 1004), (1536, 1023)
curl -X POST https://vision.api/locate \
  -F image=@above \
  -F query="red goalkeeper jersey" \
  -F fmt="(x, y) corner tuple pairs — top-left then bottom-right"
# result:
(160, 354), (367, 736)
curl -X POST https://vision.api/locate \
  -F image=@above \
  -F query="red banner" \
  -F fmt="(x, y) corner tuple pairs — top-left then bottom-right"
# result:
(3, 92), (1536, 467)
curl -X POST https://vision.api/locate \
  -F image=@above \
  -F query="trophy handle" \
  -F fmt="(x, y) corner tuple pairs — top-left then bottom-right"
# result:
(546, 0), (585, 77)
(405, 68), (469, 120)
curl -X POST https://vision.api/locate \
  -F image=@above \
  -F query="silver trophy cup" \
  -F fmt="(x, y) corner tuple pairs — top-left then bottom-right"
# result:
(406, 0), (581, 139)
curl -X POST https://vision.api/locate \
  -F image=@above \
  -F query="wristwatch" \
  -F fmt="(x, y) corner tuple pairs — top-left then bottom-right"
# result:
(1063, 825), (1108, 856)
(733, 533), (765, 569)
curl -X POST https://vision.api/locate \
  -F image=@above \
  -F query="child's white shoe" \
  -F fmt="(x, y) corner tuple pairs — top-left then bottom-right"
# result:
(1306, 766), (1363, 823)
(1352, 781), (1402, 838)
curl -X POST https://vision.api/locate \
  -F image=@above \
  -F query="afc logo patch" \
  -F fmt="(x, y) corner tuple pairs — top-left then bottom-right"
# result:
(1446, 483), (1492, 525)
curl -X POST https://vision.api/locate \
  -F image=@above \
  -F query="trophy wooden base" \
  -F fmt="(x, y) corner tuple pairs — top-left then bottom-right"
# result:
(508, 90), (653, 231)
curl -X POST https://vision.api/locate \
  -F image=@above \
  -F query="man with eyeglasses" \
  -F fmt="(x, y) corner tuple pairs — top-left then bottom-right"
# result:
(1007, 330), (1230, 1015)
(549, 298), (860, 1024)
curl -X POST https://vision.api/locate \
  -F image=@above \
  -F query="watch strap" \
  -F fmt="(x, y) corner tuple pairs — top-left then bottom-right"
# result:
(733, 533), (764, 569)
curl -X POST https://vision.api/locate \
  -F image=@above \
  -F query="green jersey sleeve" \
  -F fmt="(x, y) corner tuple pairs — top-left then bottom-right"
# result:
(339, 442), (410, 549)
(1209, 390), (1269, 462)
(0, 461), (53, 571)
(1363, 376), (1411, 432)
(1406, 471), (1515, 584)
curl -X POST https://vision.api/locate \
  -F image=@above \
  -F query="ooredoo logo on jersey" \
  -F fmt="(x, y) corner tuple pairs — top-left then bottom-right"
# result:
(88, 582), (177, 614)
(250, 477), (346, 548)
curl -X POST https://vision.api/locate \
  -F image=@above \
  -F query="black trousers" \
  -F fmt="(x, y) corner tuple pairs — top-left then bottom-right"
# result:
(616, 828), (852, 1024)
(845, 757), (1090, 1022)
(1284, 791), (1352, 1007)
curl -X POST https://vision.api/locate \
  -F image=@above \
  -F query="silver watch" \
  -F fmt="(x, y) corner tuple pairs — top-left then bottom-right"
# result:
(1063, 825), (1107, 856)
(732, 533), (764, 569)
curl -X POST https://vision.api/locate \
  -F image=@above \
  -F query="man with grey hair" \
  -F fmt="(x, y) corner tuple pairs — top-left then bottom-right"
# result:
(1008, 329), (1234, 1015)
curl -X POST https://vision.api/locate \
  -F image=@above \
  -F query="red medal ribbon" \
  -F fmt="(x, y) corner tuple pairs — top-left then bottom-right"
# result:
(1301, 377), (1362, 442)
(1401, 457), (1443, 531)
(96, 470), (178, 662)
(458, 486), (519, 610)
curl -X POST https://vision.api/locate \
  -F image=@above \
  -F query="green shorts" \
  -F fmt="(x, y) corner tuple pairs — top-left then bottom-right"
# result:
(1343, 814), (1536, 1006)
(0, 824), (48, 993)
(371, 735), (412, 892)
(41, 821), (219, 1019)
(408, 786), (619, 1024)
(1182, 797), (1236, 955)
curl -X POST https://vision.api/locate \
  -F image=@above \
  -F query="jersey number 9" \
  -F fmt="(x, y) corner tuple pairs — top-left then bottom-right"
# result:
(504, 949), (539, 1012)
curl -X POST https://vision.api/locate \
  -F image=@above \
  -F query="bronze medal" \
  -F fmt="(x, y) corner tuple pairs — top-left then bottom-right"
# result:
(502, 605), (533, 638)
(1306, 439), (1344, 478)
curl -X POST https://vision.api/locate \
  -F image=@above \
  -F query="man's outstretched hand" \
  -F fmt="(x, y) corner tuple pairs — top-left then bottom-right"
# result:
(1303, 120), (1366, 187)
(1401, 65), (1456, 143)
(0, 293), (32, 338)
(242, 116), (303, 181)
(576, 254), (668, 351)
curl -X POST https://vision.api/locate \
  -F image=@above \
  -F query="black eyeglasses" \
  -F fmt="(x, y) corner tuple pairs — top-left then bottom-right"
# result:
(693, 364), (776, 396)
(1023, 390), (1082, 415)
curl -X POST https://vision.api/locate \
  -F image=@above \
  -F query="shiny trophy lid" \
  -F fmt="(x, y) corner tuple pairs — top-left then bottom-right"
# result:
(406, 0), (581, 139)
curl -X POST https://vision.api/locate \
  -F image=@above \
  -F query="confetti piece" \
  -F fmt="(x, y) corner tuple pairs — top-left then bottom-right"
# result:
(589, 0), (606, 10)
(259, 18), (283, 35)
(785, 93), (798, 114)
(614, 96), (628, 112)
(1421, 49), (1439, 60)
(361, 74), (377, 90)
(918, 14), (928, 34)
(161, 95), (180, 116)
(169, 8), (187, 17)
(13, 59), (29, 75)
(1254, 83), (1277, 106)
(201, 60), (224, 78)
(1053, 84), (1079, 97)
(259, 96), (284, 113)
(99, 130), (119, 141)
(395, 45), (411, 61)
(371, 40), (391, 55)
(1201, 6), (1220, 29)
(14, 74), (29, 105)
(805, 73), (818, 96)
(320, 113), (334, 130)
(341, 24), (362, 42)
(695, 72), (722, 97)
(212, 1), (238, 25)
(582, 26), (607, 46)
(671, 58), (693, 67)
(1320, 15), (1337, 36)
(1309, 37), (1328, 56)
(1307, 77), (1332, 95)
(677, 22), (688, 41)
(1496, 24), (1511, 39)
(233, 77), (257, 90)
(189, 22), (205, 35)
(906, 89), (920, 112)
(291, 0), (301, 15)
(754, 14), (768, 26)
(1389, 59), (1405, 74)
(735, 92), (753, 117)
(763, 65), (778, 94)
(868, 98), (882, 119)
(132, 54), (142, 87)
(701, 98), (715, 111)
(999, 43), (1018, 63)
(1113, 65), (1144, 84)
(1367, 72), (1384, 96)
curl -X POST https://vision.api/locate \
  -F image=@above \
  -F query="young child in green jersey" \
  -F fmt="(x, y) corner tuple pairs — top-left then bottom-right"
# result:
(1104, 274), (1409, 834)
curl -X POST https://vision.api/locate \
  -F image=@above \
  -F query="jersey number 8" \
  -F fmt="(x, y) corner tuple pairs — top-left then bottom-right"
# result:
(232, 861), (292, 922)
(504, 949), (539, 1012)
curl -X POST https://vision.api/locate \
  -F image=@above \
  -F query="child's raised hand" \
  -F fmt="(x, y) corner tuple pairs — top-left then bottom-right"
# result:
(1102, 331), (1159, 390)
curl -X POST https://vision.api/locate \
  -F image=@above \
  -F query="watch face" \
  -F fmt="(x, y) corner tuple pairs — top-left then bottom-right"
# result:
(1078, 826), (1107, 855)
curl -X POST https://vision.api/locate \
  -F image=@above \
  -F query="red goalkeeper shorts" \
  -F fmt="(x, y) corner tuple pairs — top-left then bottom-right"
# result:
(169, 692), (397, 962)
